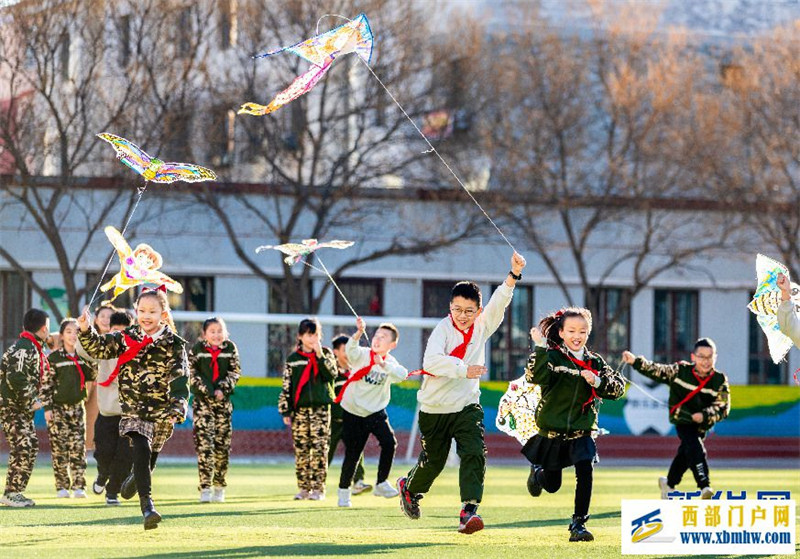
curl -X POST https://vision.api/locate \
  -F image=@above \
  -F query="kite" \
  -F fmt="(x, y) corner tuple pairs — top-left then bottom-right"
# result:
(748, 253), (800, 363)
(238, 13), (373, 116)
(255, 238), (354, 266)
(496, 375), (541, 445)
(97, 133), (217, 183)
(100, 226), (183, 300)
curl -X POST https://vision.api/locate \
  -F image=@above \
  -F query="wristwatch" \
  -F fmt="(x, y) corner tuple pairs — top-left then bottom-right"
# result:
(508, 270), (522, 281)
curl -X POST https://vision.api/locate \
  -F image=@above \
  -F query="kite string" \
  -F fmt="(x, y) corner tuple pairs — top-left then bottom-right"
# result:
(357, 58), (518, 254)
(85, 182), (149, 310)
(316, 13), (352, 34)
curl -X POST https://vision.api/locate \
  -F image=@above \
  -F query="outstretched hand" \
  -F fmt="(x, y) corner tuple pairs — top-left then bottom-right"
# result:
(77, 307), (91, 332)
(511, 252), (526, 275)
(777, 273), (791, 301)
(621, 351), (636, 365)
(355, 317), (366, 338)
(530, 327), (546, 346)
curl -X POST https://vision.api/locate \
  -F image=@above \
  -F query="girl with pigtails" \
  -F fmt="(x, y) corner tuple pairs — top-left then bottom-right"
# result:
(522, 307), (626, 542)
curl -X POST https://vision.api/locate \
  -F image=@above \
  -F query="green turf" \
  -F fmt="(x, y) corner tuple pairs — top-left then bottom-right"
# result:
(0, 462), (797, 558)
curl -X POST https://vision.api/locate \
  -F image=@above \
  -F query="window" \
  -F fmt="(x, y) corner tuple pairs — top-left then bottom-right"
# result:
(334, 279), (383, 316)
(208, 107), (235, 167)
(164, 110), (190, 161)
(167, 276), (214, 343)
(1, 271), (31, 351)
(176, 7), (193, 54)
(421, 281), (454, 352)
(267, 278), (313, 377)
(654, 290), (698, 364)
(589, 287), (631, 357)
(748, 302), (788, 384)
(59, 32), (70, 81)
(117, 15), (131, 67)
(218, 0), (237, 49)
(490, 285), (533, 380)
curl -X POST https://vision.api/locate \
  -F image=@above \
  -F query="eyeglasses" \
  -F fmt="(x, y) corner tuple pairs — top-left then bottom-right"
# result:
(450, 306), (478, 318)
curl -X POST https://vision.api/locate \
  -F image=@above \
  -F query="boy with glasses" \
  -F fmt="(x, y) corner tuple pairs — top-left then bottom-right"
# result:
(398, 252), (526, 534)
(621, 338), (730, 500)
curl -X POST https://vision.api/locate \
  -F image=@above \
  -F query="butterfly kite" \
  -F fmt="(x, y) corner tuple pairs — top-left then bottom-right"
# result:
(496, 375), (541, 445)
(238, 13), (373, 116)
(97, 133), (217, 183)
(100, 226), (183, 300)
(748, 253), (800, 363)
(255, 238), (354, 266)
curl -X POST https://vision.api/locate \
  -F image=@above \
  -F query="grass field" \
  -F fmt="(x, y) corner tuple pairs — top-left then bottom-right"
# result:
(0, 461), (797, 559)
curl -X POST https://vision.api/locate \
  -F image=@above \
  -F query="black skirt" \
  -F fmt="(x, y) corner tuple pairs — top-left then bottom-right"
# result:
(521, 434), (598, 470)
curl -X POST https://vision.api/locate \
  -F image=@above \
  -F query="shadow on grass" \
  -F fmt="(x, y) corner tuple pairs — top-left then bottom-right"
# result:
(127, 542), (443, 558)
(487, 509), (620, 529)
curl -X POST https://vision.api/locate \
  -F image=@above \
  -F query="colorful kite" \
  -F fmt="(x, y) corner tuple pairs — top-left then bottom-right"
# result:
(97, 133), (217, 183)
(748, 253), (800, 363)
(496, 375), (541, 445)
(255, 238), (354, 266)
(100, 226), (183, 300)
(238, 13), (373, 116)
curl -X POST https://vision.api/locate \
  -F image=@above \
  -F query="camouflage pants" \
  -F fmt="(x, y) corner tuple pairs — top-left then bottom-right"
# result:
(0, 405), (38, 494)
(192, 396), (233, 489)
(47, 403), (87, 491)
(291, 406), (330, 492)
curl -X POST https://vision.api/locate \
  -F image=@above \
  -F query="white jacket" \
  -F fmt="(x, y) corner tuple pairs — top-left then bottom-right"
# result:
(417, 282), (514, 414)
(77, 342), (122, 416)
(340, 337), (408, 418)
(777, 300), (800, 348)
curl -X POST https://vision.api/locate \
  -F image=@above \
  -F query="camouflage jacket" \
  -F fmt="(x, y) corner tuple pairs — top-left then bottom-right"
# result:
(631, 357), (730, 430)
(0, 334), (47, 409)
(188, 340), (241, 399)
(78, 325), (190, 423)
(331, 363), (350, 422)
(525, 345), (626, 435)
(278, 347), (337, 416)
(42, 349), (97, 409)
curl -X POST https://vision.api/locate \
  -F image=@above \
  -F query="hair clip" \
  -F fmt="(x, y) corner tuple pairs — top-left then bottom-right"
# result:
(143, 284), (167, 294)
(554, 310), (564, 319)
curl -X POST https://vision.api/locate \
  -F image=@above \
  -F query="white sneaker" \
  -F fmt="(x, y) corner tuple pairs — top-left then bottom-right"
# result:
(72, 488), (87, 498)
(199, 488), (213, 503)
(212, 487), (225, 503)
(701, 487), (715, 500)
(309, 489), (326, 501)
(337, 488), (352, 507)
(56, 489), (71, 498)
(658, 477), (673, 500)
(351, 479), (372, 495)
(0, 492), (35, 507)
(372, 480), (399, 498)
(293, 489), (310, 500)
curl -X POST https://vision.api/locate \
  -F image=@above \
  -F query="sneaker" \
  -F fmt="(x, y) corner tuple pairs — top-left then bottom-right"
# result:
(120, 473), (137, 500)
(199, 488), (212, 503)
(309, 489), (326, 501)
(293, 489), (310, 500)
(72, 488), (87, 498)
(701, 486), (715, 500)
(92, 476), (106, 495)
(373, 480), (399, 498)
(397, 477), (422, 520)
(0, 492), (35, 507)
(56, 489), (71, 498)
(351, 479), (372, 496)
(568, 515), (594, 542)
(527, 465), (543, 497)
(458, 504), (484, 534)
(337, 487), (352, 507)
(212, 487), (225, 503)
(106, 494), (120, 506)
(658, 476), (673, 500)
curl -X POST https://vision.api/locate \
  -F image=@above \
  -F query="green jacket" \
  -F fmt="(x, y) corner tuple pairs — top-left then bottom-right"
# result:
(188, 340), (241, 399)
(278, 347), (336, 416)
(631, 357), (730, 431)
(0, 334), (46, 409)
(78, 325), (190, 423)
(525, 345), (626, 435)
(331, 363), (350, 422)
(42, 350), (97, 409)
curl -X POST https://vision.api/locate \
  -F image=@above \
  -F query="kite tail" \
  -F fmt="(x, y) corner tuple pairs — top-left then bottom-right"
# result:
(237, 102), (272, 116)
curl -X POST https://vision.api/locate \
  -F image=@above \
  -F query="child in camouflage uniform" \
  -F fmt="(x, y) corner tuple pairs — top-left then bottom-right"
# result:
(525, 307), (626, 542)
(0, 309), (50, 507)
(78, 287), (189, 530)
(278, 318), (336, 501)
(622, 338), (730, 500)
(43, 318), (97, 498)
(189, 317), (241, 503)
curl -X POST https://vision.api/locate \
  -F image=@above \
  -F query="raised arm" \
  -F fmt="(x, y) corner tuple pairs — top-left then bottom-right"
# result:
(622, 350), (678, 384)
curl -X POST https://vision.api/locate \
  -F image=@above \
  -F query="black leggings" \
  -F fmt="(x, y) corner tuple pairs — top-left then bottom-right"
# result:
(128, 433), (159, 500)
(537, 460), (593, 518)
(667, 423), (710, 489)
(339, 409), (396, 489)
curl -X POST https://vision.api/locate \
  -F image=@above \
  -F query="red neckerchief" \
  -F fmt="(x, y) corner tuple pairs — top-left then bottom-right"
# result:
(99, 332), (153, 387)
(669, 367), (715, 418)
(334, 350), (376, 404)
(19, 331), (49, 386)
(206, 344), (223, 383)
(561, 349), (599, 414)
(410, 315), (475, 376)
(63, 353), (86, 391)
(294, 350), (319, 408)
